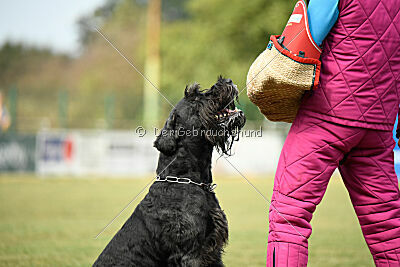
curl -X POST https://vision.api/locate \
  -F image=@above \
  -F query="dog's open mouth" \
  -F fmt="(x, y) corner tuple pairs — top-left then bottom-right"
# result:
(215, 107), (241, 121)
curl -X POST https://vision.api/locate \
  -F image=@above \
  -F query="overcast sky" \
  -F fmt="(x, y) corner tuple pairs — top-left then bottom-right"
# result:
(0, 0), (106, 54)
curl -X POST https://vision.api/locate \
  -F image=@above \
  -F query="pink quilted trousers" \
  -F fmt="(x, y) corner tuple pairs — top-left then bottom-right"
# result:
(267, 114), (400, 266)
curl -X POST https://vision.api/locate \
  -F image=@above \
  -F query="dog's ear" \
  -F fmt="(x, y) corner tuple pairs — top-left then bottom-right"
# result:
(154, 111), (177, 155)
(184, 83), (201, 98)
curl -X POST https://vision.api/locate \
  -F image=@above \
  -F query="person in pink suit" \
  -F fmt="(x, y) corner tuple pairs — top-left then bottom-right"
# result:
(267, 0), (400, 266)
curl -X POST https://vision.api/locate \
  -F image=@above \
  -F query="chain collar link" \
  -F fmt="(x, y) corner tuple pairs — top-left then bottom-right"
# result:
(155, 175), (217, 193)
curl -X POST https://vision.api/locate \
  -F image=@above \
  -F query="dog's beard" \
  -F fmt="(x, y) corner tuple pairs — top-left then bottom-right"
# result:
(214, 115), (244, 155)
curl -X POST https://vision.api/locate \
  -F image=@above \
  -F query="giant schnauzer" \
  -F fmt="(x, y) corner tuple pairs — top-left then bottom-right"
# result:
(94, 77), (246, 267)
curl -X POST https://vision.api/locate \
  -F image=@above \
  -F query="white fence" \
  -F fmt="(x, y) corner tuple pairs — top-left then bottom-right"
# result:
(35, 129), (286, 177)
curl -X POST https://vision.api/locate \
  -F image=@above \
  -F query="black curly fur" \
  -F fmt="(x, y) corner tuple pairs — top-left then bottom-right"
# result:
(93, 77), (245, 267)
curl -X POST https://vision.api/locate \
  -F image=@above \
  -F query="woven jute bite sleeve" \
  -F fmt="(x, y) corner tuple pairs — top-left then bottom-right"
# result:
(246, 35), (321, 123)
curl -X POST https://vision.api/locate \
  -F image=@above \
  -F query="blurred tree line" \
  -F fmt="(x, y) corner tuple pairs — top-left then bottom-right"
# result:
(0, 0), (294, 132)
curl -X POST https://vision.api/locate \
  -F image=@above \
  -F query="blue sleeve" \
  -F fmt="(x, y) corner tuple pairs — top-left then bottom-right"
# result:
(307, 0), (339, 46)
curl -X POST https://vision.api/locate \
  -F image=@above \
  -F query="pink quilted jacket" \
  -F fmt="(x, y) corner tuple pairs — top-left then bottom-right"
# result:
(300, 0), (400, 131)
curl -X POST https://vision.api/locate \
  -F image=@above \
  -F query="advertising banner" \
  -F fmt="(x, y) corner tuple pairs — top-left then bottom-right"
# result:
(35, 129), (285, 176)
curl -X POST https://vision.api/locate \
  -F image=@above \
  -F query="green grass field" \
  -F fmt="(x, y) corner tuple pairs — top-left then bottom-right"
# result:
(0, 174), (374, 267)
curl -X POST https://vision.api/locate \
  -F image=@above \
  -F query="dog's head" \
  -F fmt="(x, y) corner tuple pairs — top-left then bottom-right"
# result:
(154, 76), (246, 155)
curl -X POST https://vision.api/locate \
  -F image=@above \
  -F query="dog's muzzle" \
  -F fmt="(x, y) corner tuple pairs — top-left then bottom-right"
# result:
(217, 108), (246, 129)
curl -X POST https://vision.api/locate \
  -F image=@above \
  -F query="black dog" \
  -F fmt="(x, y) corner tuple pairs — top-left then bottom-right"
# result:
(94, 77), (246, 267)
